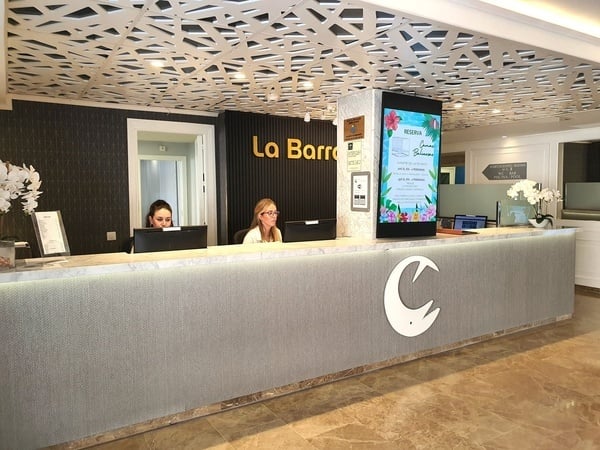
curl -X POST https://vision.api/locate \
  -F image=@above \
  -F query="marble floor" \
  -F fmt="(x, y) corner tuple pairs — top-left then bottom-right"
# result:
(91, 288), (600, 450)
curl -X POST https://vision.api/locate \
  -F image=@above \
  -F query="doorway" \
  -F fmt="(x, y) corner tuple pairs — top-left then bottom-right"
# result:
(127, 118), (217, 245)
(140, 156), (187, 226)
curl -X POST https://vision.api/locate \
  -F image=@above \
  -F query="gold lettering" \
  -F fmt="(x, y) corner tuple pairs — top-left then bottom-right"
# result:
(303, 144), (316, 160)
(316, 145), (324, 160)
(252, 135), (264, 157)
(287, 138), (302, 159)
(265, 141), (279, 158)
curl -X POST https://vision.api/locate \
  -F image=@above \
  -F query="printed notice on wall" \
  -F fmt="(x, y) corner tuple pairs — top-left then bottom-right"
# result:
(351, 171), (370, 211)
(31, 211), (71, 256)
(346, 140), (363, 172)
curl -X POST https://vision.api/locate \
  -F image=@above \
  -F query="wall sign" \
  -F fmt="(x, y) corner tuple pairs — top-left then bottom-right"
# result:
(251, 135), (337, 161)
(346, 139), (363, 171)
(343, 116), (365, 141)
(482, 162), (527, 180)
(351, 171), (370, 211)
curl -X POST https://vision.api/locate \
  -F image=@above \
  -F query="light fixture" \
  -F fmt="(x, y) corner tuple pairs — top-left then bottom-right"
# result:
(304, 112), (311, 122)
(332, 117), (338, 126)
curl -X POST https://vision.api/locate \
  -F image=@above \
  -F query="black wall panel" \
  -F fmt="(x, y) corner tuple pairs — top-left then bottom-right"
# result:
(222, 111), (337, 243)
(0, 100), (215, 255)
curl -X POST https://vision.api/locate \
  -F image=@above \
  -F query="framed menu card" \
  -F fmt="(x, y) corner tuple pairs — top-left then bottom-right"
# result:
(31, 211), (71, 257)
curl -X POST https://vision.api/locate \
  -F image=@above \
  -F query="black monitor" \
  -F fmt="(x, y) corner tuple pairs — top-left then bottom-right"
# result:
(283, 219), (337, 243)
(453, 215), (487, 230)
(133, 226), (208, 253)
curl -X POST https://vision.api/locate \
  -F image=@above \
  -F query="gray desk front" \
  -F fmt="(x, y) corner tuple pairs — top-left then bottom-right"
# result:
(0, 228), (575, 449)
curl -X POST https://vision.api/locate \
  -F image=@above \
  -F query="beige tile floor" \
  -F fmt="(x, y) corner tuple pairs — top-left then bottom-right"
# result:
(91, 288), (599, 449)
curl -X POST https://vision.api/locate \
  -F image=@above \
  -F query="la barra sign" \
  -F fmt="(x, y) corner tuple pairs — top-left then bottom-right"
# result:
(252, 135), (337, 161)
(482, 162), (527, 180)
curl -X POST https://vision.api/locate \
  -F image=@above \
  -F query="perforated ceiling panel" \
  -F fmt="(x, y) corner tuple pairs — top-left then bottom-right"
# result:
(6, 0), (600, 130)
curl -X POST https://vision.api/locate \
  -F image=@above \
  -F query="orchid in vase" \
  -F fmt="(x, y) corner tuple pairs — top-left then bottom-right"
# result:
(0, 159), (42, 216)
(507, 179), (562, 225)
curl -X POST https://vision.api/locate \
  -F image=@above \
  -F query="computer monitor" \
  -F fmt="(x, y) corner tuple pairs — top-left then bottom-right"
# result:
(133, 226), (208, 253)
(283, 219), (337, 243)
(453, 215), (487, 230)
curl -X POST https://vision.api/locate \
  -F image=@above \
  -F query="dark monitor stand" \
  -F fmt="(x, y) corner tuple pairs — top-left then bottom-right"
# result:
(283, 219), (337, 243)
(133, 226), (208, 253)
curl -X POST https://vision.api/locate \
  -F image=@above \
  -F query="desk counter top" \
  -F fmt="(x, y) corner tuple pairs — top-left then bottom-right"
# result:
(1, 227), (572, 284)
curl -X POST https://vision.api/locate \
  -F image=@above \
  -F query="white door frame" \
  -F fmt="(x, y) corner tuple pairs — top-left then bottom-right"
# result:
(127, 118), (217, 246)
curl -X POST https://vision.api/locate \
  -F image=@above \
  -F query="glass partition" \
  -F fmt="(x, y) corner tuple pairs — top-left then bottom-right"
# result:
(564, 183), (600, 210)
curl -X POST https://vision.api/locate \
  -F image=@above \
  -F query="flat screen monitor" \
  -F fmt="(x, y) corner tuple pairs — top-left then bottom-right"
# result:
(133, 226), (208, 253)
(453, 215), (487, 230)
(377, 91), (442, 238)
(283, 219), (336, 243)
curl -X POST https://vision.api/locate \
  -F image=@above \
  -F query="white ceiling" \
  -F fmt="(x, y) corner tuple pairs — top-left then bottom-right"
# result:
(3, 0), (600, 141)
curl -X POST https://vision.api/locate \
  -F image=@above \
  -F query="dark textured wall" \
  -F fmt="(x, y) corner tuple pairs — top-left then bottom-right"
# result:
(0, 101), (337, 255)
(0, 100), (215, 255)
(221, 110), (337, 243)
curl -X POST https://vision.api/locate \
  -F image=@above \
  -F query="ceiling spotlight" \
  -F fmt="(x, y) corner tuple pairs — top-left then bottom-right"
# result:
(304, 112), (311, 122)
(454, 103), (463, 109)
(332, 117), (338, 126)
(492, 108), (501, 114)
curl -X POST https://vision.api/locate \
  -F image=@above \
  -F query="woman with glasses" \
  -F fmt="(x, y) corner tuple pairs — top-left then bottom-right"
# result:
(243, 198), (282, 243)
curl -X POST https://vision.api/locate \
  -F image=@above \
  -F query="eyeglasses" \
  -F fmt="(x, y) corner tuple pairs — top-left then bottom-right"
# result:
(261, 210), (280, 217)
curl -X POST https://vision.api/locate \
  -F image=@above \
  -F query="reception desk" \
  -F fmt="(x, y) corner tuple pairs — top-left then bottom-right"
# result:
(0, 228), (575, 449)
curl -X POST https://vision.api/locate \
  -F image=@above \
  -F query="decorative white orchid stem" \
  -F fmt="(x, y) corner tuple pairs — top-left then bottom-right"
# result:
(0, 160), (43, 215)
(507, 179), (562, 224)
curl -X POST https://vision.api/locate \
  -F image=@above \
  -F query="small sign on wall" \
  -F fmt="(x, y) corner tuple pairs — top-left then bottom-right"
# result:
(351, 171), (370, 211)
(482, 162), (527, 180)
(346, 139), (363, 172)
(344, 116), (365, 141)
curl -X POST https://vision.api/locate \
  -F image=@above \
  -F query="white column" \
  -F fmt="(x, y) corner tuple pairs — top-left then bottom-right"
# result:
(336, 88), (382, 239)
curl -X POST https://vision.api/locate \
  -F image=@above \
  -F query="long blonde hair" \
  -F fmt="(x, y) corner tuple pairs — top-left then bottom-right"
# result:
(249, 198), (281, 242)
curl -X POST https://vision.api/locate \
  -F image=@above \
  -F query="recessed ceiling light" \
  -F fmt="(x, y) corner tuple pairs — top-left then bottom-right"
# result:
(234, 72), (246, 80)
(454, 103), (463, 109)
(149, 60), (164, 68)
(492, 108), (501, 114)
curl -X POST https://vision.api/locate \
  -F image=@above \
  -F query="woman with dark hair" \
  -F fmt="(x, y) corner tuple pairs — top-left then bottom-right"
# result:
(145, 199), (173, 228)
(243, 198), (282, 243)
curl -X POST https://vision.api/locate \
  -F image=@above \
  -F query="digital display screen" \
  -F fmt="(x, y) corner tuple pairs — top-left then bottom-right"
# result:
(377, 92), (442, 238)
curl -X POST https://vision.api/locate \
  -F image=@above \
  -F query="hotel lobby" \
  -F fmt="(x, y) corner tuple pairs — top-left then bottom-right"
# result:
(2, 1), (600, 449)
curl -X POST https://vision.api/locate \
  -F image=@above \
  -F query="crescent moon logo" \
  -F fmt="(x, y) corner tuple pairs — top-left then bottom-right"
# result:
(384, 255), (440, 337)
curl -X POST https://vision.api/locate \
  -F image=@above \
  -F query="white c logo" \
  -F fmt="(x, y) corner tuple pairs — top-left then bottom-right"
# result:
(384, 255), (440, 337)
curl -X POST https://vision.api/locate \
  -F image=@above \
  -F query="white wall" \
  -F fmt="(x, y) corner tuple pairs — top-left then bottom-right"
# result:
(444, 125), (600, 289)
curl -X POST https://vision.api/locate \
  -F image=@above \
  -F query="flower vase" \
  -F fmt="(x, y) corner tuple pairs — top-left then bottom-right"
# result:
(528, 218), (550, 228)
(0, 239), (16, 270)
